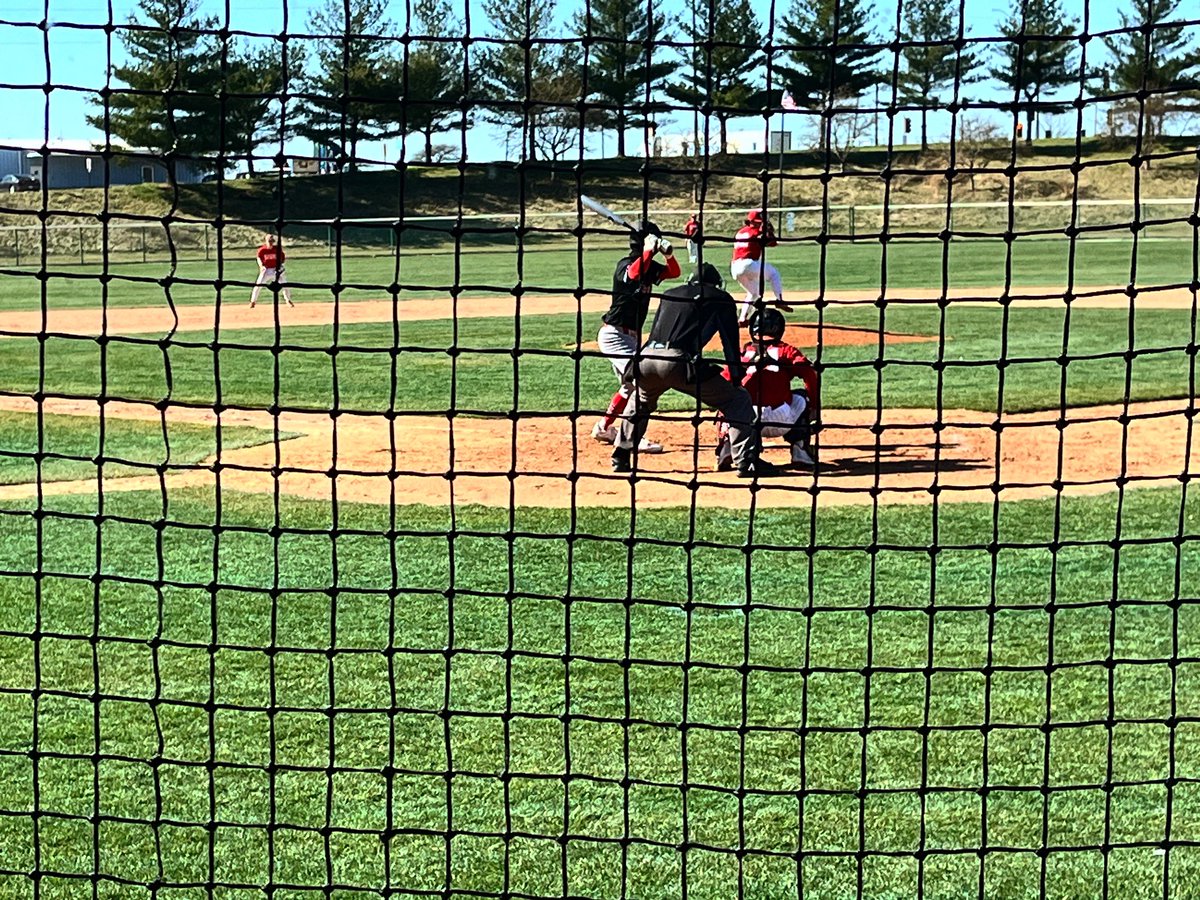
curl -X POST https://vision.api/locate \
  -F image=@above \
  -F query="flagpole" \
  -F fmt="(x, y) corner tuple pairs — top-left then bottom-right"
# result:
(777, 91), (796, 231)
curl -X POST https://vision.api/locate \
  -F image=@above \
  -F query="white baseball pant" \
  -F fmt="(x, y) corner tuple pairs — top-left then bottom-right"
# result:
(597, 324), (639, 381)
(754, 392), (809, 437)
(730, 257), (783, 322)
(250, 266), (292, 305)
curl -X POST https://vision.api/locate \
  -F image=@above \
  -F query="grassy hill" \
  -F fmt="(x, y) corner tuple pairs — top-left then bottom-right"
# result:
(0, 136), (1195, 231)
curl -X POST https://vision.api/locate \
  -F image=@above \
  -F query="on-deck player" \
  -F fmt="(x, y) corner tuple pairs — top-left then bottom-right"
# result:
(590, 220), (682, 452)
(730, 208), (790, 325)
(249, 234), (294, 308)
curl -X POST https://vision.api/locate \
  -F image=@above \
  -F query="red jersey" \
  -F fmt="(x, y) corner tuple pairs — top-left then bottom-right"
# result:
(738, 339), (819, 408)
(685, 216), (700, 239)
(732, 223), (776, 262)
(257, 243), (284, 269)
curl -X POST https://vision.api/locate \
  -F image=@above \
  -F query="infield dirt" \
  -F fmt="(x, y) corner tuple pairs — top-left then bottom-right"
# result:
(0, 284), (1195, 338)
(0, 396), (1194, 511)
(2, 289), (1195, 509)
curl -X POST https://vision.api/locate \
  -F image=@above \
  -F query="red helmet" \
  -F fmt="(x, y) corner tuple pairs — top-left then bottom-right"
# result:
(746, 208), (765, 224)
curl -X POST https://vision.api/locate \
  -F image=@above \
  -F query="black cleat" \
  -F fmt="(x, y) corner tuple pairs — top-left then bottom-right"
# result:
(611, 448), (632, 473)
(737, 458), (784, 479)
(713, 435), (733, 472)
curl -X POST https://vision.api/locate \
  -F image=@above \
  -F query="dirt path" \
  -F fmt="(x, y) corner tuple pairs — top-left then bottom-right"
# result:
(1, 396), (1194, 510)
(0, 284), (1194, 338)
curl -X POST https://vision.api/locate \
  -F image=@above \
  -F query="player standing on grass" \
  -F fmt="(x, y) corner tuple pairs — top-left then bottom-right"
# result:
(590, 220), (681, 452)
(730, 208), (790, 325)
(249, 234), (294, 308)
(684, 212), (701, 263)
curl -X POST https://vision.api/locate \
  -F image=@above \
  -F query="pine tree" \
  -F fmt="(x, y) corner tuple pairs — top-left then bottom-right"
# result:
(475, 0), (576, 161)
(87, 0), (221, 166)
(297, 0), (406, 168)
(406, 0), (468, 162)
(574, 0), (677, 157)
(1101, 0), (1200, 143)
(778, 0), (881, 111)
(667, 0), (762, 155)
(989, 0), (1078, 144)
(897, 0), (981, 151)
(209, 43), (301, 174)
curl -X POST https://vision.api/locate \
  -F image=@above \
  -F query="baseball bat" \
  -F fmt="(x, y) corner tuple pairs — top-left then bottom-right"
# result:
(580, 195), (636, 232)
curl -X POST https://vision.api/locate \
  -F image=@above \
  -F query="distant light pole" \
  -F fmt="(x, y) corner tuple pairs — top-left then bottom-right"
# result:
(777, 119), (786, 231)
(874, 82), (880, 147)
(691, 0), (698, 157)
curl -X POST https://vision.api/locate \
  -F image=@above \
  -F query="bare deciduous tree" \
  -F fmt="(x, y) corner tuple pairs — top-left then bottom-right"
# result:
(954, 116), (1004, 192)
(826, 100), (873, 171)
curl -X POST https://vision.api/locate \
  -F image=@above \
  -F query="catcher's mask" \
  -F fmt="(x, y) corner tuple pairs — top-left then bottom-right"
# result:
(749, 308), (786, 341)
(690, 262), (724, 290)
(629, 219), (662, 253)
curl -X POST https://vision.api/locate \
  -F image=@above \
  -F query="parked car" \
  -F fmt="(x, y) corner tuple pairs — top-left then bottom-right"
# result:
(1, 174), (39, 193)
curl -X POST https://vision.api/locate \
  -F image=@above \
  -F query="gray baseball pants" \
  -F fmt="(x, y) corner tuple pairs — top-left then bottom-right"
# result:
(616, 348), (761, 466)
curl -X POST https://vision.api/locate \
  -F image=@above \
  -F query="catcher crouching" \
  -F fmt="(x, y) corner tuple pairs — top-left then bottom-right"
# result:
(716, 308), (819, 470)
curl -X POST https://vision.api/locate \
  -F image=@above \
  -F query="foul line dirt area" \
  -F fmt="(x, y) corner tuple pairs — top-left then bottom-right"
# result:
(0, 284), (1195, 339)
(0, 288), (1196, 509)
(0, 396), (1196, 510)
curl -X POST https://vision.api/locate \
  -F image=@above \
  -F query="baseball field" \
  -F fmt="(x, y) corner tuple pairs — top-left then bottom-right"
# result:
(2, 226), (1200, 898)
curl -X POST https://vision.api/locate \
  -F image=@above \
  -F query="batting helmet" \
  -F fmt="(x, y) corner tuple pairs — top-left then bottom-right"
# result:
(748, 308), (786, 340)
(745, 208), (766, 224)
(630, 219), (662, 253)
(690, 262), (724, 289)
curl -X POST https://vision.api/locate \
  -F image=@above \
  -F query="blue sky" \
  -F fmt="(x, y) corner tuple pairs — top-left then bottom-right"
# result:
(0, 0), (1131, 165)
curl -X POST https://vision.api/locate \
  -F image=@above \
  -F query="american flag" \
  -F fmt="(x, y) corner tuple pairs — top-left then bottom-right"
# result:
(781, 91), (798, 110)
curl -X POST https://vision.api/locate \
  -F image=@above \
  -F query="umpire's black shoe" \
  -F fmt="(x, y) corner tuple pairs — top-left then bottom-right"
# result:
(611, 448), (632, 473)
(737, 458), (784, 479)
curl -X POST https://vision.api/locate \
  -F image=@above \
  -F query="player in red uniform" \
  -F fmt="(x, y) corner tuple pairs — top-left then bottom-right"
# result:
(730, 208), (789, 325)
(684, 212), (701, 263)
(249, 234), (293, 308)
(590, 220), (682, 451)
(715, 308), (818, 469)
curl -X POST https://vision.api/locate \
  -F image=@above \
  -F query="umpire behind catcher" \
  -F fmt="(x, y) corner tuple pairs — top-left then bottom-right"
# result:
(612, 263), (783, 479)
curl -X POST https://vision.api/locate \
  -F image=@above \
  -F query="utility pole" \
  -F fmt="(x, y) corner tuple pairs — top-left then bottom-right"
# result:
(691, 0), (699, 154)
(874, 83), (880, 147)
(777, 117), (785, 230)
(691, 0), (700, 202)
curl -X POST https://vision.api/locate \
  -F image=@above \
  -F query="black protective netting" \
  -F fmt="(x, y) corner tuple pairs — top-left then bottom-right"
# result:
(1, 0), (1200, 897)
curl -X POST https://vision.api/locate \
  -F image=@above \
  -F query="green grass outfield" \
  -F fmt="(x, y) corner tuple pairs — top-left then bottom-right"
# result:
(0, 411), (286, 485)
(0, 304), (1195, 416)
(0, 234), (1193, 311)
(2, 485), (1200, 898)
(2, 225), (1198, 897)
